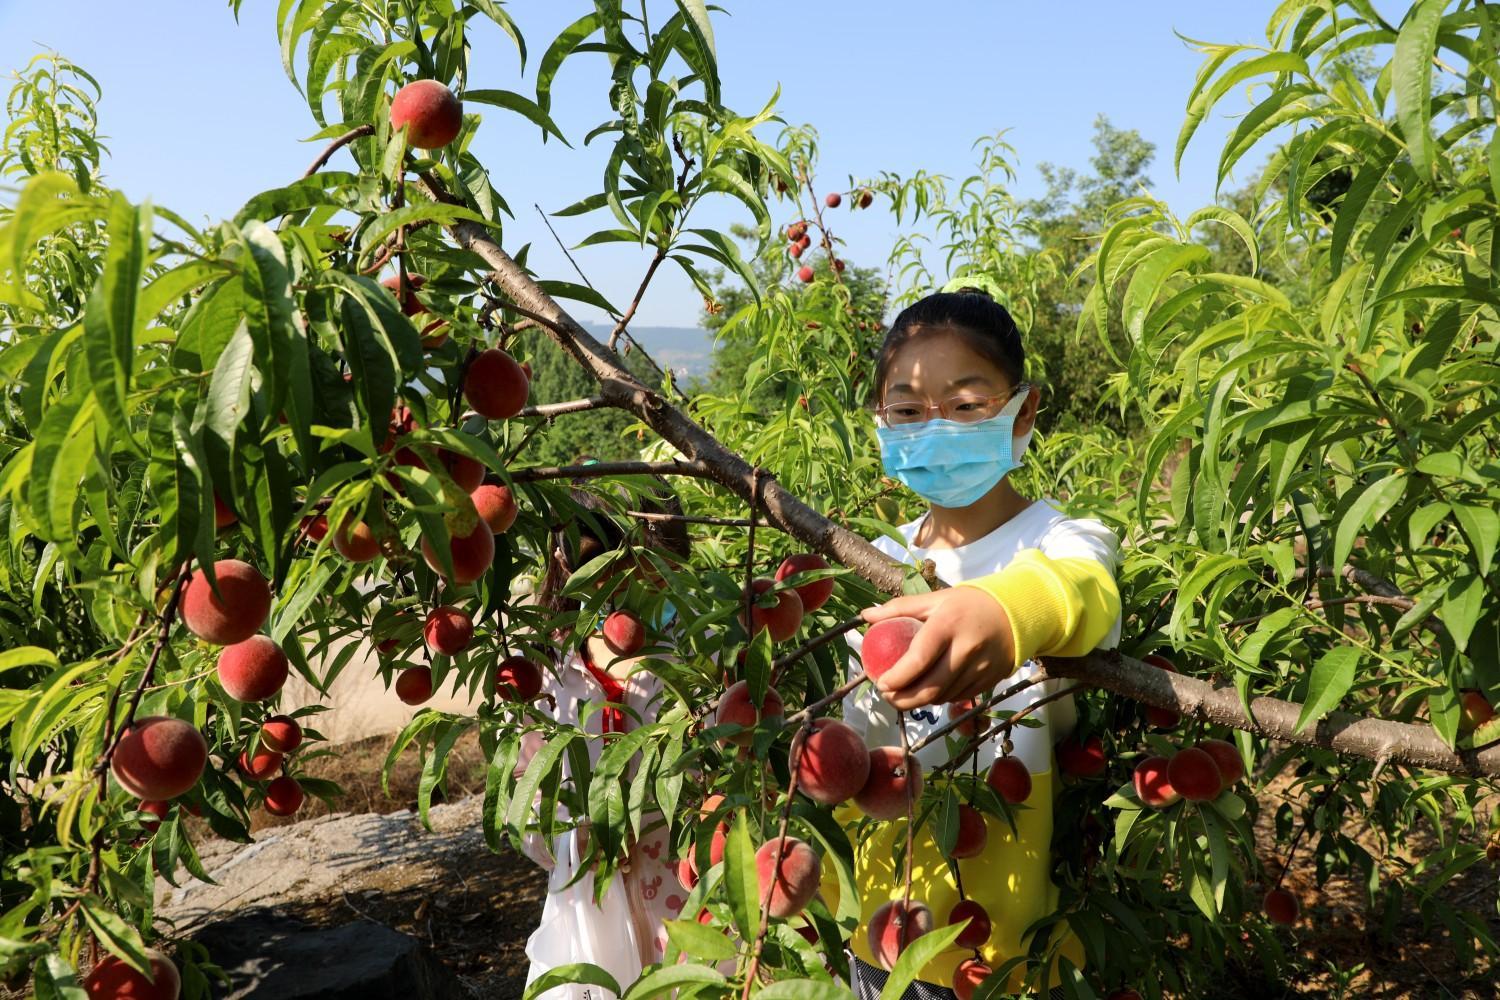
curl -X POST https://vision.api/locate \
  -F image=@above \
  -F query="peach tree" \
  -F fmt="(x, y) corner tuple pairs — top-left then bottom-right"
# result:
(0, 2), (1498, 999)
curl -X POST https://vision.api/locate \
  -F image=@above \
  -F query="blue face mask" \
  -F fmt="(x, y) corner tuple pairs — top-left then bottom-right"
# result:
(875, 391), (1032, 509)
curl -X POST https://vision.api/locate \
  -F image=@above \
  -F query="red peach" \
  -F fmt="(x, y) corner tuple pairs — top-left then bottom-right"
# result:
(948, 898), (992, 949)
(1459, 689), (1495, 732)
(786, 221), (808, 242)
(825, 192), (842, 208)
(464, 348), (529, 419)
(676, 857), (698, 891)
(715, 681), (785, 746)
(1132, 755), (1180, 808)
(860, 617), (921, 681)
(1166, 746), (1222, 802)
(421, 522), (495, 583)
(472, 484), (518, 533)
(775, 553), (835, 612)
(238, 745), (282, 781)
(796, 266), (814, 283)
(952, 958), (993, 1000)
(755, 837), (821, 918)
(1263, 887), (1300, 926)
(441, 449), (485, 492)
(867, 899), (933, 970)
(1197, 738), (1246, 787)
(1056, 734), (1106, 778)
(300, 514), (329, 542)
(602, 610), (646, 656)
(263, 775), (305, 817)
(495, 656), (543, 701)
(949, 698), (980, 738)
(181, 560), (271, 646)
(395, 666), (434, 705)
(985, 755), (1032, 804)
(424, 605), (474, 656)
(260, 715), (303, 754)
(111, 717), (208, 800)
(855, 746), (922, 820)
(833, 258), (846, 273)
(83, 947), (180, 1000)
(213, 492), (237, 529)
(789, 242), (804, 259)
(740, 578), (804, 643)
(216, 635), (290, 703)
(390, 80), (462, 149)
(858, 189), (874, 209)
(379, 272), (427, 316)
(332, 518), (381, 563)
(952, 804), (988, 859)
(791, 718), (871, 805)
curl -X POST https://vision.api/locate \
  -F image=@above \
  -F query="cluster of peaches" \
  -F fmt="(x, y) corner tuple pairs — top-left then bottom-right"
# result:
(783, 185), (870, 284)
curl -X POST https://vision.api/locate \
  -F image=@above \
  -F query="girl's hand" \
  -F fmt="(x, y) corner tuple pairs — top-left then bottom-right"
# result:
(859, 588), (1017, 710)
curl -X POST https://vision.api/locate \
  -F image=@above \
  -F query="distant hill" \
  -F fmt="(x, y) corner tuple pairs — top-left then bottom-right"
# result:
(582, 322), (715, 377)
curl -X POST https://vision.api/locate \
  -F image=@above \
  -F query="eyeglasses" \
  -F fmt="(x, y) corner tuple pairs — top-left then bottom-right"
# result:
(875, 384), (1029, 426)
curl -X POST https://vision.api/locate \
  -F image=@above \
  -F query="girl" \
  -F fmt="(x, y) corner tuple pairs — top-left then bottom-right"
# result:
(843, 286), (1123, 998)
(519, 481), (698, 998)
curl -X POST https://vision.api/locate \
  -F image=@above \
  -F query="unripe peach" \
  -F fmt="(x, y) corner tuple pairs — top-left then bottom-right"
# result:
(83, 947), (180, 1000)
(424, 605), (474, 656)
(985, 755), (1031, 804)
(182, 560), (271, 646)
(421, 522), (495, 583)
(867, 899), (933, 969)
(112, 717), (208, 800)
(464, 348), (529, 419)
(332, 518), (381, 563)
(775, 553), (835, 612)
(390, 80), (463, 150)
(825, 192), (842, 208)
(952, 958), (993, 1000)
(238, 745), (283, 781)
(1459, 689), (1495, 732)
(1197, 738), (1245, 787)
(264, 775), (305, 817)
(1166, 746), (1222, 802)
(791, 718), (871, 805)
(948, 898), (992, 949)
(860, 617), (921, 681)
(755, 837), (821, 918)
(1263, 886), (1300, 926)
(472, 484), (518, 533)
(1055, 734), (1106, 778)
(952, 804), (988, 859)
(379, 272), (427, 316)
(213, 492), (237, 529)
(715, 681), (785, 746)
(495, 656), (543, 701)
(740, 578), (804, 643)
(796, 265), (814, 283)
(216, 635), (290, 703)
(1132, 755), (1179, 808)
(1141, 653), (1181, 729)
(855, 746), (922, 820)
(260, 715), (303, 754)
(602, 609), (646, 656)
(395, 666), (434, 705)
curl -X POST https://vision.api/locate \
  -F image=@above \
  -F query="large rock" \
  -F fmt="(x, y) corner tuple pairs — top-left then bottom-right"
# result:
(191, 912), (463, 999)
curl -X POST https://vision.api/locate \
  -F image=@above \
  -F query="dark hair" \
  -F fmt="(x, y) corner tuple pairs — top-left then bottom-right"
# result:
(872, 288), (1025, 402)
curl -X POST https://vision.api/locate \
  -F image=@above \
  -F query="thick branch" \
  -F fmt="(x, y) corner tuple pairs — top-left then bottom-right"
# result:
(1040, 650), (1500, 779)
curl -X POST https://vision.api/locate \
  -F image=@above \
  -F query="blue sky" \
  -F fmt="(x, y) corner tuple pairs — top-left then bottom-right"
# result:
(0, 2), (1280, 327)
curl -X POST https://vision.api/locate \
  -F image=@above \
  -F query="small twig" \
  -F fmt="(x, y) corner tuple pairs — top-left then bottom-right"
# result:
(783, 670), (872, 727)
(502, 417), (549, 465)
(898, 712), (916, 931)
(516, 396), (610, 419)
(1274, 777), (1345, 890)
(1225, 594), (1420, 630)
(509, 459), (716, 484)
(770, 615), (865, 686)
(623, 510), (772, 529)
(741, 717), (808, 998)
(908, 673), (1051, 756)
(302, 123), (376, 178)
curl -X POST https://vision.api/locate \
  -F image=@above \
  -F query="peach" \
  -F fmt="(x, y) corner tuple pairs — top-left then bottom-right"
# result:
(740, 578), (804, 643)
(379, 272), (427, 316)
(1141, 653), (1181, 729)
(332, 518), (381, 563)
(714, 681), (785, 746)
(1056, 734), (1106, 778)
(389, 80), (462, 149)
(396, 666), (434, 705)
(952, 804), (988, 859)
(111, 717), (207, 800)
(464, 348), (529, 419)
(139, 799), (170, 834)
(238, 746), (283, 781)
(796, 265), (814, 283)
(424, 605), (474, 656)
(858, 189), (874, 209)
(260, 715), (303, 754)
(791, 718), (870, 805)
(181, 560), (271, 645)
(867, 899), (933, 969)
(1166, 747), (1222, 802)
(855, 747), (922, 820)
(952, 958), (992, 1000)
(83, 947), (180, 1000)
(797, 234), (811, 250)
(1132, 755), (1179, 808)
(699, 794), (730, 867)
(755, 837), (821, 918)
(495, 656), (543, 701)
(1263, 886), (1299, 926)
(786, 221), (808, 242)
(775, 553), (835, 612)
(1107, 990), (1143, 1000)
(216, 635), (289, 703)
(985, 755), (1031, 804)
(421, 522), (495, 583)
(472, 483), (518, 533)
(825, 192), (842, 208)
(949, 698), (981, 738)
(602, 610), (646, 656)
(300, 514), (329, 542)
(676, 857), (698, 891)
(860, 617), (921, 680)
(948, 898), (991, 949)
(263, 775), (305, 817)
(1459, 689), (1495, 732)
(213, 492), (237, 529)
(1197, 738), (1245, 787)
(441, 449), (485, 492)
(789, 242), (804, 259)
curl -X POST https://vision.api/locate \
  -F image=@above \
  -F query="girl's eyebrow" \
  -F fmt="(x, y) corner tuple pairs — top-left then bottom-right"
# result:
(886, 375), (996, 395)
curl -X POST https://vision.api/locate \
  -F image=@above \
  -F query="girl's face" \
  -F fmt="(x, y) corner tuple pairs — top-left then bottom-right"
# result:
(879, 328), (1038, 433)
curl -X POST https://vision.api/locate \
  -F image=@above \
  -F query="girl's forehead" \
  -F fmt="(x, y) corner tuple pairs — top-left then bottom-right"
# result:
(884, 329), (1010, 393)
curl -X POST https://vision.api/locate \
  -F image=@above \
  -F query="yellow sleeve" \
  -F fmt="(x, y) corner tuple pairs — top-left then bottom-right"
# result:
(957, 550), (1120, 672)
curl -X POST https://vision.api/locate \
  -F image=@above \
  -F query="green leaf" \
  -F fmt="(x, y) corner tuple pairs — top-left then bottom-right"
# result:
(723, 808), (759, 942)
(671, 0), (720, 105)
(1392, 0), (1445, 179)
(621, 964), (726, 999)
(757, 983), (855, 1000)
(663, 917), (735, 961)
(199, 320), (256, 456)
(1439, 575), (1484, 652)
(1451, 503), (1499, 576)
(878, 920), (967, 1000)
(464, 89), (570, 145)
(522, 964), (621, 1000)
(1293, 646), (1360, 734)
(1331, 472), (1407, 573)
(83, 193), (149, 455)
(534, 280), (619, 317)
(233, 171), (358, 225)
(537, 13), (601, 113)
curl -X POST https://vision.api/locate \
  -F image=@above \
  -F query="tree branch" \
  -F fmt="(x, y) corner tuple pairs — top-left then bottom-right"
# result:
(302, 124), (376, 179)
(509, 459), (717, 483)
(515, 395), (611, 419)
